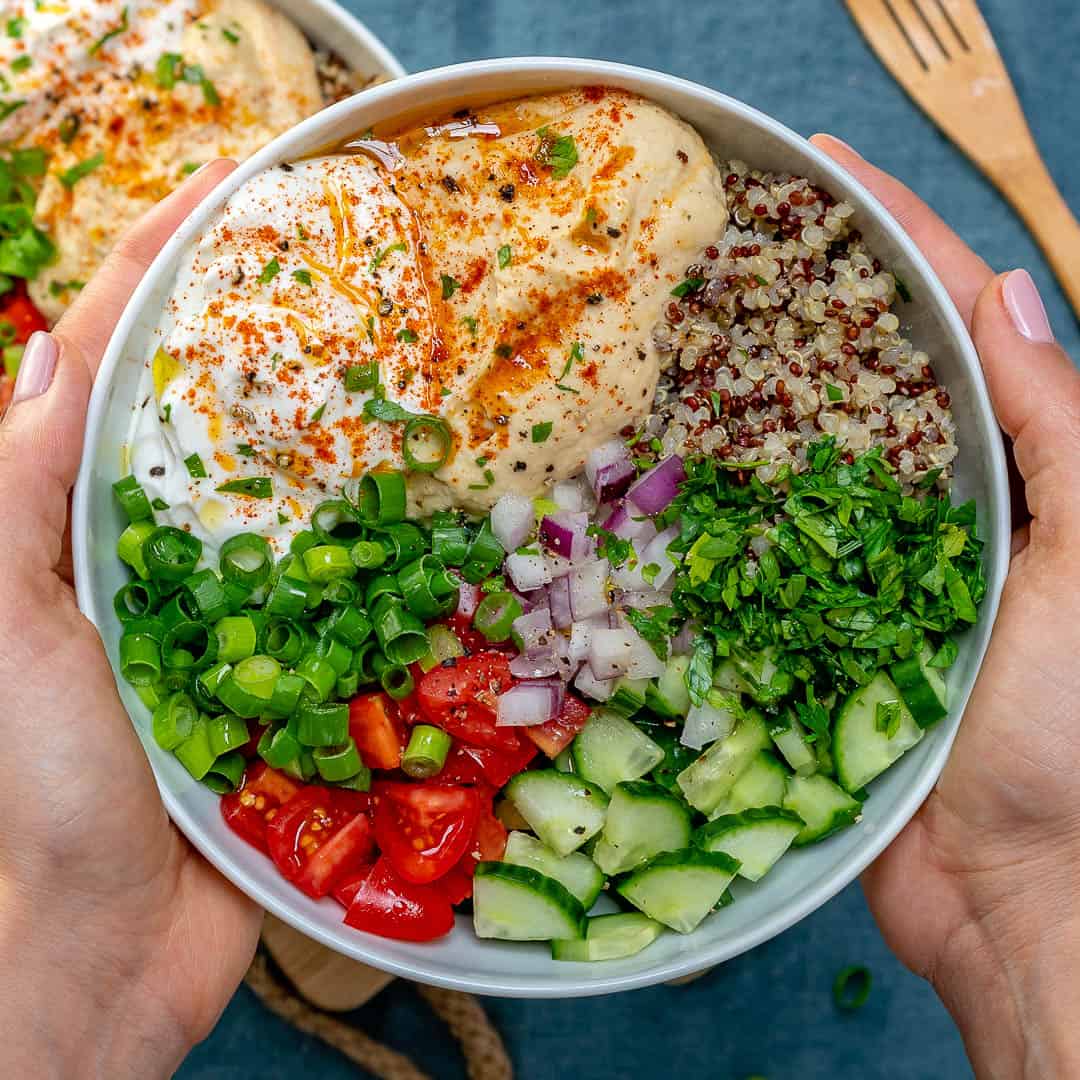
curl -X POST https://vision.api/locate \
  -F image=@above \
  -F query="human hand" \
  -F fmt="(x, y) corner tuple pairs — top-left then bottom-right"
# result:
(0, 160), (263, 1079)
(812, 135), (1080, 1079)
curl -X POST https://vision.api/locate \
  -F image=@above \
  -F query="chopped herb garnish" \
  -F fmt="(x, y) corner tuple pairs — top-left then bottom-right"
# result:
(277, 512), (290, 525)
(11, 55), (31, 73)
(58, 113), (80, 144)
(270, 352), (283, 370)
(531, 421), (553, 443)
(184, 453), (207, 479)
(468, 468), (496, 491)
(369, 241), (405, 273)
(222, 27), (240, 44)
(88, 7), (128, 56)
(560, 341), (583, 379)
(15, 147), (51, 177)
(461, 315), (478, 337)
(494, 344), (513, 359)
(310, 402), (326, 424)
(534, 127), (578, 179)
(833, 966), (872, 1012)
(59, 152), (105, 189)
(0, 100), (25, 124)
(6, 17), (25, 39)
(497, 244), (512, 269)
(162, 403), (172, 423)
(257, 258), (281, 285)
(396, 328), (418, 343)
(825, 383), (844, 403)
(363, 397), (415, 423)
(291, 269), (313, 287)
(151, 497), (170, 511)
(216, 477), (273, 499)
(155, 52), (182, 89)
(441, 273), (461, 299)
(475, 456), (488, 467)
(671, 277), (706, 298)
(235, 444), (255, 458)
(894, 273), (912, 303)
(344, 362), (379, 393)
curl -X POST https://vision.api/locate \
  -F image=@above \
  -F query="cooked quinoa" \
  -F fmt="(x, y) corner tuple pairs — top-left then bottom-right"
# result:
(647, 160), (957, 489)
(314, 49), (388, 105)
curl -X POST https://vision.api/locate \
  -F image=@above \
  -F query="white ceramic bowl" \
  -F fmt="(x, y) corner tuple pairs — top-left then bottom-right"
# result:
(73, 58), (1010, 997)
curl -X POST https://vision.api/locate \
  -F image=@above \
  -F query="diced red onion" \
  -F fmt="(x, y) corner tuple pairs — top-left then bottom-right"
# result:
(586, 439), (636, 503)
(509, 650), (560, 680)
(589, 626), (665, 681)
(491, 493), (534, 553)
(456, 582), (481, 619)
(512, 608), (554, 652)
(505, 551), (552, 593)
(513, 588), (546, 615)
(574, 664), (614, 702)
(618, 589), (671, 611)
(567, 620), (594, 664)
(569, 559), (610, 621)
(680, 699), (738, 751)
(627, 455), (686, 516)
(553, 477), (592, 513)
(344, 138), (405, 171)
(497, 679), (564, 726)
(540, 511), (589, 560)
(548, 575), (573, 629)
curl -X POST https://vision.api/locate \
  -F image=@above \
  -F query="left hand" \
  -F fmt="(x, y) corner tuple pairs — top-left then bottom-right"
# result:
(0, 159), (262, 1080)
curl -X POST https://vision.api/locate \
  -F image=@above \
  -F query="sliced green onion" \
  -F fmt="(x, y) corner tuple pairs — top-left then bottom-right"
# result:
(182, 569), (231, 624)
(343, 362), (379, 393)
(295, 653), (338, 702)
(268, 672), (305, 718)
(379, 662), (414, 700)
(335, 766), (372, 792)
(196, 660), (232, 699)
(159, 667), (193, 692)
(401, 724), (452, 778)
(350, 539), (387, 571)
(157, 590), (200, 628)
(258, 724), (302, 769)
(152, 692), (197, 751)
(351, 640), (381, 684)
(118, 520), (156, 579)
(473, 591), (522, 642)
(208, 712), (250, 757)
(290, 530), (319, 557)
(222, 580), (252, 614)
(161, 620), (218, 672)
(216, 477), (272, 499)
(418, 624), (465, 673)
(355, 471), (406, 526)
(313, 738), (364, 782)
(302, 544), (357, 583)
(264, 618), (308, 665)
(336, 671), (360, 698)
(833, 966), (872, 1011)
(213, 615), (257, 663)
(312, 634), (353, 677)
(322, 578), (362, 606)
(113, 580), (158, 623)
(144, 526), (202, 582)
(311, 500), (364, 546)
(461, 519), (504, 584)
(112, 474), (153, 523)
(203, 751), (246, 794)
(431, 511), (469, 566)
(379, 522), (426, 571)
(184, 453), (207, 478)
(135, 682), (165, 712)
(295, 700), (349, 747)
(364, 572), (403, 611)
(217, 655), (280, 717)
(219, 533), (273, 589)
(324, 605), (372, 647)
(174, 717), (217, 780)
(372, 594), (429, 665)
(266, 573), (308, 618)
(124, 616), (165, 642)
(402, 416), (452, 473)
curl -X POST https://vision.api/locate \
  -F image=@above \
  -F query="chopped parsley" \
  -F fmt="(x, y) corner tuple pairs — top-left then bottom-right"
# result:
(183, 453), (207, 478)
(59, 152), (105, 189)
(363, 397), (415, 423)
(151, 497), (170, 511)
(235, 444), (255, 458)
(216, 477), (273, 499)
(555, 340), (583, 392)
(396, 327), (418, 343)
(11, 55), (31, 73)
(671, 277), (705, 298)
(441, 273), (461, 299)
(88, 6), (128, 56)
(257, 258), (281, 285)
(310, 402), (326, 424)
(222, 27), (240, 44)
(825, 383), (844, 403)
(291, 269), (313, 287)
(531, 421), (553, 443)
(6, 17), (25, 39)
(497, 244), (512, 269)
(534, 127), (578, 179)
(344, 362), (379, 392)
(369, 241), (405, 273)
(894, 273), (912, 303)
(461, 315), (478, 337)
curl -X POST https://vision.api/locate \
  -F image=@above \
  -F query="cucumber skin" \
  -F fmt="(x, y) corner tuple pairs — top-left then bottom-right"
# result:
(503, 831), (605, 909)
(696, 805), (804, 841)
(890, 654), (948, 727)
(676, 711), (769, 814)
(504, 770), (610, 857)
(783, 774), (862, 847)
(572, 710), (665, 794)
(593, 781), (693, 876)
(473, 861), (587, 941)
(551, 913), (664, 962)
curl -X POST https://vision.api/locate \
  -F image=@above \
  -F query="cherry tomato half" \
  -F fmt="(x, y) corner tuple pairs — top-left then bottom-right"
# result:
(220, 762), (301, 854)
(417, 652), (520, 751)
(344, 857), (455, 942)
(524, 692), (591, 758)
(348, 692), (406, 770)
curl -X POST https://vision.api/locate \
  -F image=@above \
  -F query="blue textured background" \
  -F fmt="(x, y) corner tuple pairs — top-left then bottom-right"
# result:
(178, 1), (1079, 1076)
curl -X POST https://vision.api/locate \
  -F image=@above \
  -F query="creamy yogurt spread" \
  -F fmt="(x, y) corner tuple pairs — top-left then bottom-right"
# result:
(131, 89), (728, 555)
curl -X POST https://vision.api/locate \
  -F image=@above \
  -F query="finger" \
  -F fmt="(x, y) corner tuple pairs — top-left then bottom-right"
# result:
(809, 135), (994, 327)
(54, 159), (236, 375)
(970, 269), (1080, 534)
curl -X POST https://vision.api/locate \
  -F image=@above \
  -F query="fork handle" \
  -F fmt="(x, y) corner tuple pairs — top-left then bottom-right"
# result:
(995, 153), (1080, 321)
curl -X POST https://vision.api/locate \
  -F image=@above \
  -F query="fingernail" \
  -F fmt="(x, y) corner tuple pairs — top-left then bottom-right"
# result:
(11, 331), (58, 406)
(1003, 269), (1055, 345)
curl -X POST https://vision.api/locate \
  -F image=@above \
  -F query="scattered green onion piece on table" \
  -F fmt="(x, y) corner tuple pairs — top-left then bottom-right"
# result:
(379, 662), (414, 700)
(203, 751), (246, 794)
(311, 499), (364, 546)
(117, 520), (156, 579)
(295, 699), (349, 747)
(294, 653), (338, 702)
(402, 416), (452, 473)
(151, 692), (197, 751)
(833, 966), (872, 1011)
(182, 568), (231, 624)
(355, 470), (406, 526)
(219, 533), (273, 589)
(143, 526), (202, 582)
(113, 580), (158, 622)
(258, 724), (302, 769)
(207, 712), (250, 757)
(174, 717), (217, 780)
(302, 544), (356, 583)
(112, 475), (153, 522)
(214, 615), (257, 663)
(401, 724), (452, 778)
(313, 738), (365, 782)
(473, 591), (522, 642)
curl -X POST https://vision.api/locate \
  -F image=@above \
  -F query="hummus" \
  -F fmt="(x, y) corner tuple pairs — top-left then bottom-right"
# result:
(0, 0), (322, 322)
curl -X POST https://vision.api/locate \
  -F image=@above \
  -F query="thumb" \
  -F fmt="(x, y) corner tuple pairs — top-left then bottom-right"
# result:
(973, 269), (1080, 533)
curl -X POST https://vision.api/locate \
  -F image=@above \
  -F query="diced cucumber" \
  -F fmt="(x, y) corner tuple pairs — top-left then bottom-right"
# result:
(783, 773), (861, 846)
(641, 723), (698, 795)
(834, 671), (924, 793)
(592, 781), (692, 875)
(552, 913), (664, 962)
(696, 807), (804, 881)
(645, 655), (691, 719)
(505, 769), (609, 856)
(617, 848), (740, 933)
(890, 644), (948, 727)
(676, 710), (769, 815)
(731, 646), (795, 706)
(473, 862), (586, 941)
(572, 709), (665, 794)
(503, 831), (605, 908)
(713, 660), (751, 695)
(553, 746), (575, 773)
(712, 751), (791, 816)
(770, 714), (817, 777)
(607, 676), (649, 717)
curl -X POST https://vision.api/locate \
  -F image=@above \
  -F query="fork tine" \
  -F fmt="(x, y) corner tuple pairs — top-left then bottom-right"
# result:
(930, 0), (971, 53)
(908, 0), (953, 60)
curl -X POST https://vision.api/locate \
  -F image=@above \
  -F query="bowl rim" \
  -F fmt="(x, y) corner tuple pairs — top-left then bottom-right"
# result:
(72, 56), (1011, 997)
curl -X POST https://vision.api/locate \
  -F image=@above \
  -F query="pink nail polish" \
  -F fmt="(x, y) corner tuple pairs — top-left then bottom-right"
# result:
(11, 331), (58, 405)
(1002, 269), (1055, 345)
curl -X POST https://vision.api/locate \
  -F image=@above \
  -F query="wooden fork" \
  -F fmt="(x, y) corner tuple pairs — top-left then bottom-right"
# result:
(845, 0), (1080, 317)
